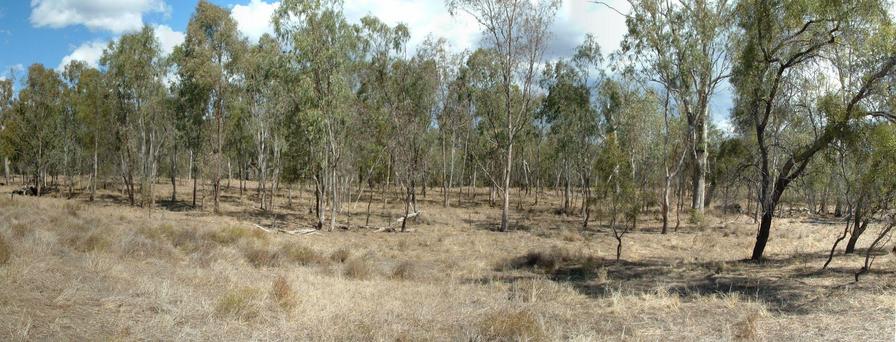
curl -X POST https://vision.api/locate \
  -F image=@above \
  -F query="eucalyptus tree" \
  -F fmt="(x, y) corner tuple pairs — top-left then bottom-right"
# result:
(62, 62), (110, 201)
(538, 58), (599, 224)
(176, 0), (246, 213)
(731, 0), (896, 261)
(102, 26), (172, 211)
(622, 0), (734, 218)
(0, 77), (13, 184)
(242, 33), (286, 211)
(274, 0), (362, 230)
(2, 64), (64, 195)
(448, 0), (559, 232)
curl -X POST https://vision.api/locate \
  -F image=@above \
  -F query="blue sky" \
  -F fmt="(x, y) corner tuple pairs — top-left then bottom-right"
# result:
(0, 0), (734, 127)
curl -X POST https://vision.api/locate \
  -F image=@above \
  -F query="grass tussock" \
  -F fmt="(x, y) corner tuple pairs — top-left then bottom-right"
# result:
(502, 247), (583, 274)
(343, 257), (374, 280)
(0, 234), (11, 265)
(11, 223), (31, 239)
(391, 260), (422, 281)
(329, 247), (352, 263)
(271, 275), (297, 311)
(208, 226), (267, 245)
(64, 229), (111, 253)
(243, 244), (279, 268)
(732, 311), (760, 341)
(278, 243), (324, 265)
(476, 308), (547, 342)
(215, 287), (261, 320)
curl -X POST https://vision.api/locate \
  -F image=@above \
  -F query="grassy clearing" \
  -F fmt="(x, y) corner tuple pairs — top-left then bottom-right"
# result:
(0, 186), (892, 340)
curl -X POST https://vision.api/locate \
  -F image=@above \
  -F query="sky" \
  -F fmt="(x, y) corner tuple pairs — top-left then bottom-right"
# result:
(0, 0), (732, 126)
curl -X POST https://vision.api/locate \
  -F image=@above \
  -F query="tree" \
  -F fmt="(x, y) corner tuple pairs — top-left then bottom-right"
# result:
(62, 62), (110, 201)
(176, 0), (246, 213)
(274, 0), (362, 230)
(102, 26), (172, 211)
(0, 76), (14, 185)
(621, 0), (734, 219)
(448, 0), (559, 231)
(731, 0), (896, 260)
(2, 65), (64, 195)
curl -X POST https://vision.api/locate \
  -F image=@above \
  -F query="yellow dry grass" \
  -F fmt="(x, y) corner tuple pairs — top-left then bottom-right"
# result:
(0, 182), (893, 341)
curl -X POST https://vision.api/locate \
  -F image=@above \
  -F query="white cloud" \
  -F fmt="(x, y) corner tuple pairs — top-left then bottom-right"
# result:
(153, 24), (184, 56)
(30, 0), (169, 33)
(343, 0), (480, 53)
(58, 41), (107, 70)
(231, 0), (280, 43)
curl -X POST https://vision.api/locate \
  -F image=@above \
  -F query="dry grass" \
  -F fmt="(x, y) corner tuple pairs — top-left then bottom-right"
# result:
(0, 235), (10, 265)
(477, 308), (547, 342)
(0, 184), (893, 341)
(271, 275), (297, 311)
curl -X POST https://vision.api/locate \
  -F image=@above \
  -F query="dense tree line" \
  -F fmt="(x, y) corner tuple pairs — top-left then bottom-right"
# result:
(0, 0), (894, 264)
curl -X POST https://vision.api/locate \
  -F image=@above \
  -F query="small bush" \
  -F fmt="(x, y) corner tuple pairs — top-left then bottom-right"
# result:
(477, 309), (547, 342)
(0, 235), (11, 265)
(329, 247), (351, 263)
(271, 275), (297, 311)
(689, 209), (705, 225)
(278, 244), (323, 265)
(215, 287), (260, 319)
(343, 258), (374, 280)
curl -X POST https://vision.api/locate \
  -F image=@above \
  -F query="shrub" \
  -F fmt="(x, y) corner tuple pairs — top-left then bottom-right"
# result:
(689, 209), (705, 225)
(329, 247), (351, 263)
(215, 287), (260, 319)
(271, 275), (297, 311)
(477, 309), (547, 342)
(0, 235), (11, 265)
(343, 258), (374, 280)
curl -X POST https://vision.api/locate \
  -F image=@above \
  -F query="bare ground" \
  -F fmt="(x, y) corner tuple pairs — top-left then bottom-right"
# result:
(0, 181), (893, 341)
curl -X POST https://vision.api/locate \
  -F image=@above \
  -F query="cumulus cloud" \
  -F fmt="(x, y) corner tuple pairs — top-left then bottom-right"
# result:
(153, 24), (184, 56)
(30, 0), (169, 33)
(58, 41), (107, 70)
(231, 0), (280, 42)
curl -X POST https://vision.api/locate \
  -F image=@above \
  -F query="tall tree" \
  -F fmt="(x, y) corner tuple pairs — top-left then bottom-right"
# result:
(176, 0), (246, 213)
(622, 0), (734, 218)
(274, 0), (361, 231)
(732, 0), (896, 260)
(2, 65), (64, 195)
(448, 0), (559, 231)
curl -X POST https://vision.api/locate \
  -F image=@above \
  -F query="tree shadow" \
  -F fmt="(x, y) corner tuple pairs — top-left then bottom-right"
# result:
(485, 249), (892, 314)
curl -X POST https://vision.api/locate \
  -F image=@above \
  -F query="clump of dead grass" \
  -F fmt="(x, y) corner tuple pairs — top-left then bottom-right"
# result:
(502, 247), (583, 273)
(0, 234), (11, 265)
(329, 247), (352, 263)
(271, 275), (297, 311)
(215, 286), (261, 320)
(508, 278), (581, 303)
(476, 308), (547, 342)
(731, 311), (760, 341)
(11, 223), (31, 239)
(278, 243), (324, 265)
(344, 257), (374, 280)
(391, 260), (422, 281)
(243, 244), (281, 268)
(207, 226), (266, 245)
(64, 228), (111, 253)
